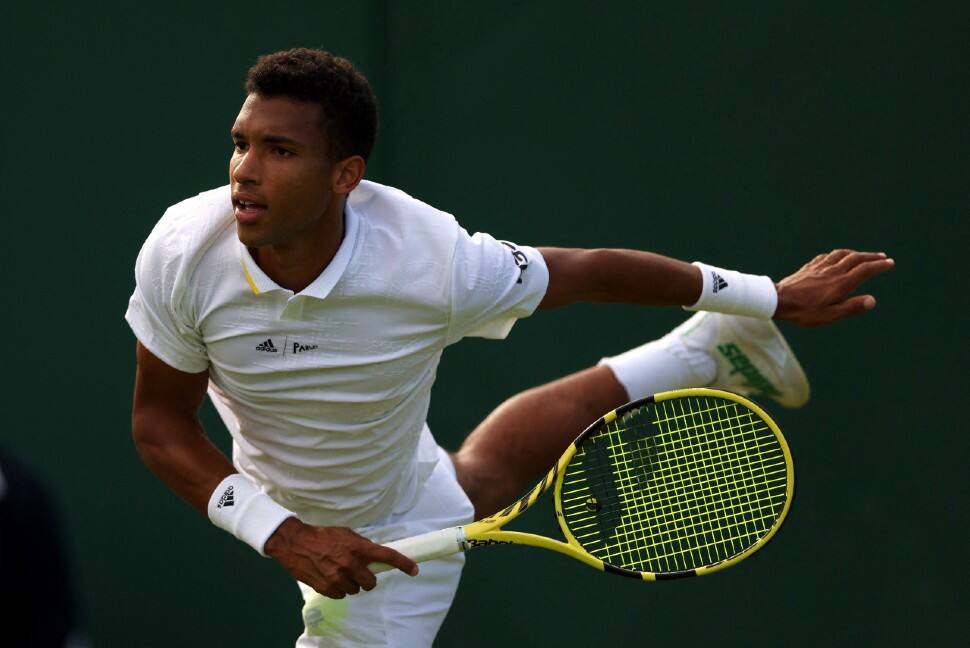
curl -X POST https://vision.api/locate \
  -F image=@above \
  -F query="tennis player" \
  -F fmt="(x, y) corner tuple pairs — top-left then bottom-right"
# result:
(125, 48), (893, 647)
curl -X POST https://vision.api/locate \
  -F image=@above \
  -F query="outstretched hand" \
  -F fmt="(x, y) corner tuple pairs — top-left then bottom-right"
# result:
(774, 249), (894, 327)
(264, 518), (418, 599)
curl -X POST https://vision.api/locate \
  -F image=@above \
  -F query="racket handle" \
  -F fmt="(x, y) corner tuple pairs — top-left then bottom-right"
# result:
(369, 526), (465, 574)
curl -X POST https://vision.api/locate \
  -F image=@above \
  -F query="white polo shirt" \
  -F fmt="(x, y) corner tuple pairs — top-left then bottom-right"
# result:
(125, 180), (548, 528)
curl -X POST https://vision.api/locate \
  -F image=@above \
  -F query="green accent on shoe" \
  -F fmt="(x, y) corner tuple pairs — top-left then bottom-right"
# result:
(716, 343), (783, 398)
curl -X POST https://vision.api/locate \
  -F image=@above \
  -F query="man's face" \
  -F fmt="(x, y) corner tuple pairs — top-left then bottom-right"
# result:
(229, 93), (336, 248)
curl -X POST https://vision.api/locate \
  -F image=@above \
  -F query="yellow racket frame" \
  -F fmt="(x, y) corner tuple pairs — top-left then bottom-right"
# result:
(459, 388), (795, 580)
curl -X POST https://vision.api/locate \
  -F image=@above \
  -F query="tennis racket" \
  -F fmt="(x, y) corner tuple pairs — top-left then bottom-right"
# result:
(373, 388), (794, 580)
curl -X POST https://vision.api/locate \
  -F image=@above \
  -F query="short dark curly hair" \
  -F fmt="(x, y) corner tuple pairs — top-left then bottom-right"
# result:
(245, 48), (378, 161)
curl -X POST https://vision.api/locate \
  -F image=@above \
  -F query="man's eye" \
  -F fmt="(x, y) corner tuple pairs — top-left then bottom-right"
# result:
(274, 147), (294, 157)
(233, 141), (248, 152)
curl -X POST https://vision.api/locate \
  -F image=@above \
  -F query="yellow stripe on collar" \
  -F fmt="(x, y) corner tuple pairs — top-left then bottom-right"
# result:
(241, 258), (261, 295)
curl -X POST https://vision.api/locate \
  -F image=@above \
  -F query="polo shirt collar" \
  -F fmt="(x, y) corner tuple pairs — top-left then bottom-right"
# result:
(238, 202), (360, 300)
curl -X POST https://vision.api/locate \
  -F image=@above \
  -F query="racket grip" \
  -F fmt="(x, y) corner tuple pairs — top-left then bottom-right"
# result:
(369, 526), (465, 574)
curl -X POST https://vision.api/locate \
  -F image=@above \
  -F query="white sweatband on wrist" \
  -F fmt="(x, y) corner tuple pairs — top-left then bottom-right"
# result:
(207, 474), (295, 557)
(684, 261), (778, 319)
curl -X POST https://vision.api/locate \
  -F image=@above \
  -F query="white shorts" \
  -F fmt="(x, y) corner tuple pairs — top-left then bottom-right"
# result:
(295, 447), (474, 648)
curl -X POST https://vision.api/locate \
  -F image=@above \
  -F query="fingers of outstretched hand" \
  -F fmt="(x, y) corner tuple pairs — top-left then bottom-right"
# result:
(813, 255), (893, 309)
(804, 294), (876, 326)
(831, 250), (887, 272)
(815, 249), (890, 272)
(841, 257), (895, 292)
(816, 248), (855, 267)
(814, 255), (892, 302)
(777, 249), (892, 325)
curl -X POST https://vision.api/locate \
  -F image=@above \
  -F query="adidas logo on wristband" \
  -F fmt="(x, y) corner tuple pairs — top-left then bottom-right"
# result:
(217, 485), (235, 508)
(208, 475), (296, 556)
(712, 271), (729, 293)
(686, 262), (776, 319)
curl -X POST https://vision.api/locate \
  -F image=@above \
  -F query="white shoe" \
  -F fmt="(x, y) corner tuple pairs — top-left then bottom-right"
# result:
(669, 312), (810, 408)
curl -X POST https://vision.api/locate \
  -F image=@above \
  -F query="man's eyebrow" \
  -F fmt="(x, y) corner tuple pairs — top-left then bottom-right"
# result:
(262, 135), (302, 147)
(230, 130), (302, 147)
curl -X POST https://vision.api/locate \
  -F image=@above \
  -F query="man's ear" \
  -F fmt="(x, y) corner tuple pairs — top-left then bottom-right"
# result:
(332, 155), (366, 195)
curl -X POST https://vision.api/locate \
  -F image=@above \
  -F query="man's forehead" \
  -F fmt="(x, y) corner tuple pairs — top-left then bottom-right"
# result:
(232, 94), (325, 136)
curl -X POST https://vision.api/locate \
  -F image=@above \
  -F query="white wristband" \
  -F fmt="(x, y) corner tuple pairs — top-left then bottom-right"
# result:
(207, 474), (295, 557)
(684, 262), (778, 319)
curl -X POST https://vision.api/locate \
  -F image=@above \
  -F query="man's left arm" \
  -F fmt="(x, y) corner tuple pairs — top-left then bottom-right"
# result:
(537, 247), (894, 326)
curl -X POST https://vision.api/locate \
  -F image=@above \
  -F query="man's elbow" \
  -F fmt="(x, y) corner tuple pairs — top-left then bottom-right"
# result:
(130, 407), (186, 460)
(539, 248), (610, 309)
(131, 410), (160, 458)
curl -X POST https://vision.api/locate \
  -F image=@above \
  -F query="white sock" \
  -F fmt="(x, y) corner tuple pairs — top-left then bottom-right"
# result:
(599, 337), (717, 401)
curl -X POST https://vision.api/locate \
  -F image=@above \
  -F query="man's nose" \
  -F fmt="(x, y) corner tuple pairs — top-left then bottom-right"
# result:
(231, 150), (261, 184)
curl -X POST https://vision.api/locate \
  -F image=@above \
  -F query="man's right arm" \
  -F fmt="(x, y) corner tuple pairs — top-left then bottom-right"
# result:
(132, 341), (233, 512)
(131, 342), (417, 598)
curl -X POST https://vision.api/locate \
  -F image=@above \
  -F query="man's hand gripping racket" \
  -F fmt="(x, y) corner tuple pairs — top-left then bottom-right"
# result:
(372, 388), (794, 581)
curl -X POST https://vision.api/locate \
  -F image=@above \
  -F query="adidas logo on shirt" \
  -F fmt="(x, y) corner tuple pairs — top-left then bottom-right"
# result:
(217, 486), (235, 508)
(255, 339), (278, 352)
(711, 271), (729, 293)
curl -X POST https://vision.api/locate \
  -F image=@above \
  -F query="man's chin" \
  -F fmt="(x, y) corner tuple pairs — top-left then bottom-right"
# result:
(235, 222), (273, 248)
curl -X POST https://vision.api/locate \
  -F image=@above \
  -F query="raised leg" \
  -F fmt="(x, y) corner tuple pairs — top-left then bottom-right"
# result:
(452, 365), (627, 519)
(451, 311), (809, 518)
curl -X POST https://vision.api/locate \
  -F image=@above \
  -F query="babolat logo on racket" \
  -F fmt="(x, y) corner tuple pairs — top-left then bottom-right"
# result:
(466, 538), (514, 548)
(717, 343), (782, 397)
(500, 241), (529, 284)
(217, 486), (235, 508)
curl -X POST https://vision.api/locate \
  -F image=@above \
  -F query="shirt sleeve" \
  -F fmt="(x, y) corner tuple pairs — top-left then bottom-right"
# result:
(124, 225), (210, 374)
(446, 229), (549, 345)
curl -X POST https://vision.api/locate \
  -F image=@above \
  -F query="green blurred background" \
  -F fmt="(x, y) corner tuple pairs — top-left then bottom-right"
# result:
(1, 1), (966, 646)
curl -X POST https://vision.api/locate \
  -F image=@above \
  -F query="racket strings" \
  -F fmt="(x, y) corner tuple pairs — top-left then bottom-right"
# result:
(559, 396), (789, 574)
(609, 400), (783, 570)
(614, 399), (784, 569)
(568, 406), (762, 570)
(609, 402), (782, 570)
(616, 402), (770, 540)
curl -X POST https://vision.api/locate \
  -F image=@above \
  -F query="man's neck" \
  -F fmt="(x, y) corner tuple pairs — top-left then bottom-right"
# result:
(251, 209), (346, 294)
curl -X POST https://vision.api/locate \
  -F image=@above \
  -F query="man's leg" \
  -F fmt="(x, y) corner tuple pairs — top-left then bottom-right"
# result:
(453, 365), (626, 519)
(453, 312), (809, 518)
